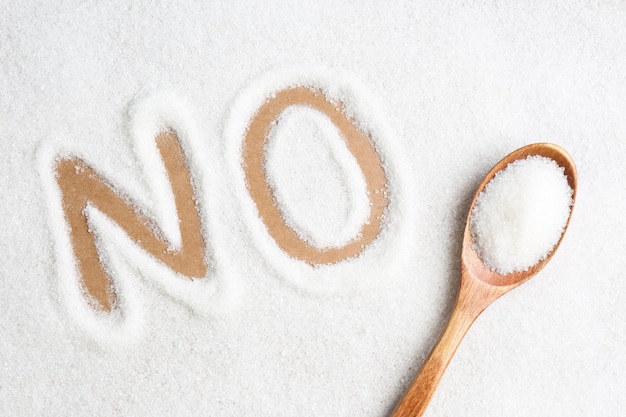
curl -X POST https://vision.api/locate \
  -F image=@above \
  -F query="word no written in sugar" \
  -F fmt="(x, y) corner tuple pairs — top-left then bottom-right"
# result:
(54, 87), (390, 312)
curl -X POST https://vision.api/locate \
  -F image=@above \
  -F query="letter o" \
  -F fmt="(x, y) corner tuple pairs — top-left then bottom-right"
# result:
(242, 87), (389, 265)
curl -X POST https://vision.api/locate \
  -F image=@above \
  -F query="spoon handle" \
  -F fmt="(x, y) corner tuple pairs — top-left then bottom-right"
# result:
(390, 300), (479, 417)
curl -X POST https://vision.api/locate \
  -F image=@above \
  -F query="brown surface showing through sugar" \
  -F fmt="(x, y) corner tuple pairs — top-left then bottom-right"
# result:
(242, 86), (389, 265)
(55, 86), (389, 312)
(55, 131), (207, 312)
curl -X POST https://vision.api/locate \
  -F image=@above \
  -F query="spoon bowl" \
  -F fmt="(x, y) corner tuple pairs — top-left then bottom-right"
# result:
(391, 143), (577, 417)
(462, 143), (578, 288)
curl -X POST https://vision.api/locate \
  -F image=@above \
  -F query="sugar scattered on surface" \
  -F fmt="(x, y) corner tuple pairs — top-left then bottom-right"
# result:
(470, 156), (573, 274)
(1, 2), (625, 417)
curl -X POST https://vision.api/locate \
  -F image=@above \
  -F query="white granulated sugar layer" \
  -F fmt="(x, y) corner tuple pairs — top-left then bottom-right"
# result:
(2, 2), (626, 417)
(470, 156), (573, 275)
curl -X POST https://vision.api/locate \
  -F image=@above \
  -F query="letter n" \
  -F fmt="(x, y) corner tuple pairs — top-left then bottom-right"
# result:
(54, 130), (207, 312)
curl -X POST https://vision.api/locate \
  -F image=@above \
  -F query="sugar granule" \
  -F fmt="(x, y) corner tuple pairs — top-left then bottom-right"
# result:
(470, 155), (573, 275)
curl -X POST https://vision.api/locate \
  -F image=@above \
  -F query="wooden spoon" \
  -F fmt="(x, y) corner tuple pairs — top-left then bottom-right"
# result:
(391, 143), (578, 417)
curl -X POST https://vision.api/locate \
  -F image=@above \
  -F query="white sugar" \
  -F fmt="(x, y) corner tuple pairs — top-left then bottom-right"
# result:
(470, 156), (573, 275)
(3, 2), (625, 417)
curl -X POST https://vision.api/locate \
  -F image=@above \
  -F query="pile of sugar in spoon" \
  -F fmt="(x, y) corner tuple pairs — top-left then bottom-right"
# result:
(470, 155), (574, 275)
